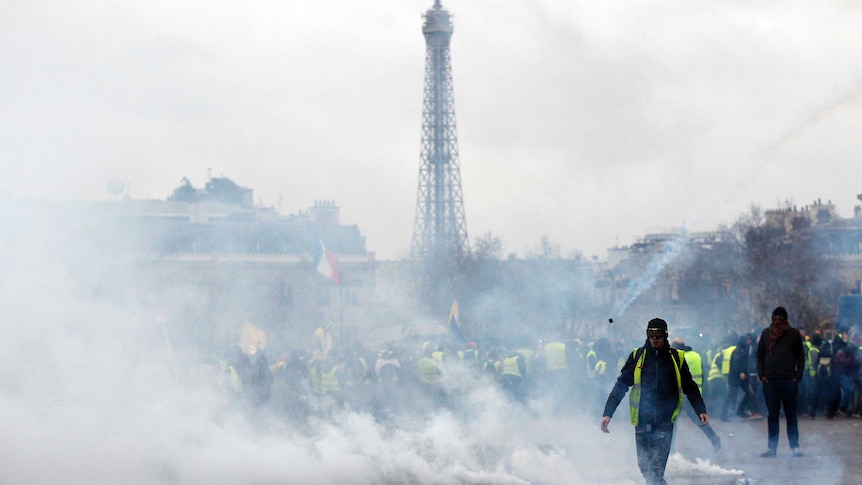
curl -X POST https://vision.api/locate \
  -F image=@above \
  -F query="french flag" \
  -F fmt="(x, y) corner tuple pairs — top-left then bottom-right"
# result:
(314, 240), (340, 284)
(448, 300), (467, 343)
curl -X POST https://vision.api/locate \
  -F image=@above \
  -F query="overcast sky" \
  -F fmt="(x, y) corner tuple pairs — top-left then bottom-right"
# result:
(3, 0), (862, 260)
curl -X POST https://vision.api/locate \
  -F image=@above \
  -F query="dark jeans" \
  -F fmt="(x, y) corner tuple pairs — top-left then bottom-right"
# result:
(809, 376), (841, 417)
(736, 382), (757, 416)
(763, 378), (799, 450)
(635, 422), (674, 485)
(721, 384), (739, 419)
(501, 375), (525, 403)
(706, 377), (728, 417)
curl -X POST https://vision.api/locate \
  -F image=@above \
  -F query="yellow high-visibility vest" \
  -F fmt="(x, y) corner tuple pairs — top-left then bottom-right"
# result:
(309, 360), (322, 392)
(320, 364), (341, 393)
(684, 350), (704, 390)
(483, 359), (500, 375)
(721, 346), (736, 375)
(707, 351), (724, 382)
(346, 356), (368, 386)
(629, 348), (685, 426)
(501, 355), (523, 378)
(417, 357), (441, 384)
(219, 361), (242, 394)
(544, 342), (568, 371)
(459, 349), (478, 362)
(586, 349), (597, 378)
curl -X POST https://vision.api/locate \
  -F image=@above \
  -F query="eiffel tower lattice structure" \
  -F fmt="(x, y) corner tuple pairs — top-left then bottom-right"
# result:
(410, 0), (470, 301)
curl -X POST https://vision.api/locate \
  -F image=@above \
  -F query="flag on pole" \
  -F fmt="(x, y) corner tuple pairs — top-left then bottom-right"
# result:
(448, 300), (467, 343)
(313, 240), (340, 283)
(240, 322), (267, 356)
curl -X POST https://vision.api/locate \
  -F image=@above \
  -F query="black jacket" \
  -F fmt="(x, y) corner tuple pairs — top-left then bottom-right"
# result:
(729, 336), (751, 387)
(757, 325), (805, 381)
(603, 339), (706, 425)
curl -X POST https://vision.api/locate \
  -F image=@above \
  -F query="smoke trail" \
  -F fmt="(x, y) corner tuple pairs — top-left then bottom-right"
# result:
(609, 82), (862, 321)
(764, 81), (862, 159)
(710, 80), (862, 211)
(611, 232), (688, 319)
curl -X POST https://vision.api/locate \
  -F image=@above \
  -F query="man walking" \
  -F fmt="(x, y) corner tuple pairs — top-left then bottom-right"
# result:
(601, 318), (709, 485)
(757, 306), (806, 457)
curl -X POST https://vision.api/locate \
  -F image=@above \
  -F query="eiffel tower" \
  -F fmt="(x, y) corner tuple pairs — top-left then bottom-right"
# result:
(410, 0), (470, 306)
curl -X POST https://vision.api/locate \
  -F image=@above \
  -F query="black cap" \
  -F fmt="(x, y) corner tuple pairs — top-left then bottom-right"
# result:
(647, 318), (668, 333)
(772, 306), (788, 319)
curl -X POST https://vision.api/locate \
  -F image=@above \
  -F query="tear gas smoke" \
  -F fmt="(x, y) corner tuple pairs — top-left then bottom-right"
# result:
(0, 211), (749, 484)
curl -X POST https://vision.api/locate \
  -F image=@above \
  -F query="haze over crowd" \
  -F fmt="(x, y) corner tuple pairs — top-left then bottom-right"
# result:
(0, 213), (733, 484)
(1, 200), (856, 483)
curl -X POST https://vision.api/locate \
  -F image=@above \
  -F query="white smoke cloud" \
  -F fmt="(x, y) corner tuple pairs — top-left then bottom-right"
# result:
(0, 212), (754, 485)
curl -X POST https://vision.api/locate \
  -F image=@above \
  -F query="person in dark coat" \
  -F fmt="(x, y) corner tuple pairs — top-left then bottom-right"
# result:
(807, 335), (839, 419)
(725, 333), (761, 419)
(833, 334), (860, 416)
(757, 306), (806, 457)
(601, 318), (709, 485)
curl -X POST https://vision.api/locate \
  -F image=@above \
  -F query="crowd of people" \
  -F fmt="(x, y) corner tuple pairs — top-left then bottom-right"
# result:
(206, 325), (699, 424)
(196, 310), (862, 485)
(704, 326), (862, 423)
(213, 331), (623, 422)
(205, 316), (862, 432)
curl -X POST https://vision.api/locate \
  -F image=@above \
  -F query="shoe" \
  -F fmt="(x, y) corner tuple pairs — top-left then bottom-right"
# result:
(711, 436), (722, 452)
(792, 448), (803, 457)
(759, 449), (776, 458)
(749, 413), (764, 420)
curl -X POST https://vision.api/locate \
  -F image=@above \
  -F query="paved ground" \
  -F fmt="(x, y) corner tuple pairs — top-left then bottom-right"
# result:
(670, 414), (862, 484)
(536, 409), (862, 484)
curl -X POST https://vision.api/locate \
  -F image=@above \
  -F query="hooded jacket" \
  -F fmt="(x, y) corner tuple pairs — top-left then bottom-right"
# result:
(728, 334), (752, 387)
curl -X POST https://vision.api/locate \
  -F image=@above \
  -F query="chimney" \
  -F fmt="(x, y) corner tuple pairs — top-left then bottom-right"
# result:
(309, 200), (340, 225)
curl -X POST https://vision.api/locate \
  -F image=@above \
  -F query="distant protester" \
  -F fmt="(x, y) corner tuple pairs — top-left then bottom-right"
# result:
(724, 333), (761, 420)
(833, 334), (861, 417)
(807, 334), (839, 419)
(757, 306), (806, 457)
